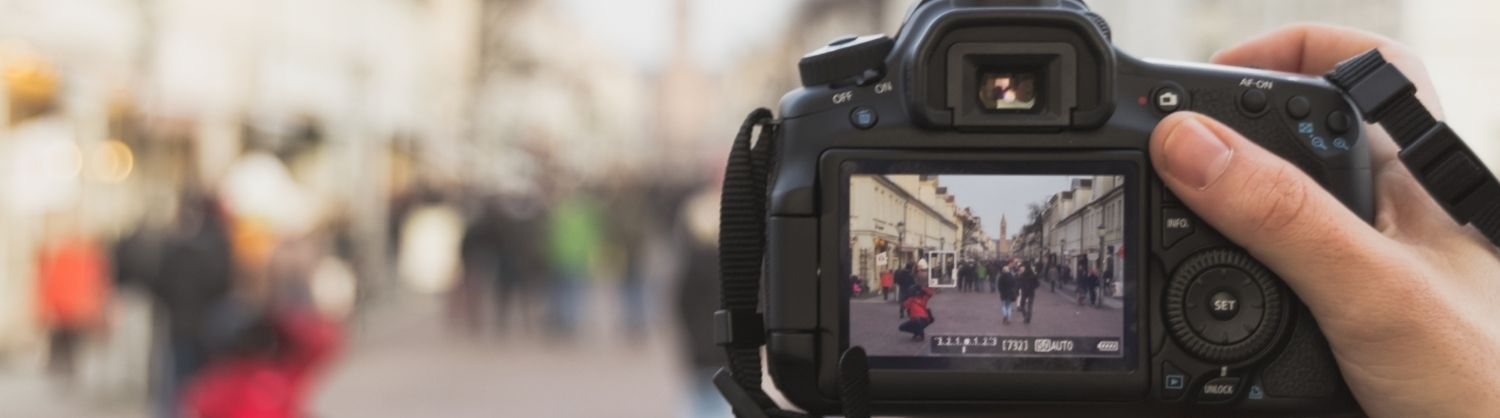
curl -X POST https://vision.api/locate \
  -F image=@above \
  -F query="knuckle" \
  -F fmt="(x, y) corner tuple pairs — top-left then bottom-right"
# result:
(1246, 165), (1312, 237)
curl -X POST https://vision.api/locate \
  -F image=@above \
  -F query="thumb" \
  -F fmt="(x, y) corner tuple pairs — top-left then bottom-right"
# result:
(1150, 112), (1402, 311)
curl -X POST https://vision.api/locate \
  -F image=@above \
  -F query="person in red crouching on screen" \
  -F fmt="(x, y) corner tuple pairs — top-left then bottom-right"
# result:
(898, 286), (936, 341)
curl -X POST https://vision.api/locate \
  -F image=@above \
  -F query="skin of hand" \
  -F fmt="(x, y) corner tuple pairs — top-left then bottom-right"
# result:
(1150, 23), (1500, 418)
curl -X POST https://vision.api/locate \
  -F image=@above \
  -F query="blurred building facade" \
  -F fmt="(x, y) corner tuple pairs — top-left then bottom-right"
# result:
(849, 174), (962, 284)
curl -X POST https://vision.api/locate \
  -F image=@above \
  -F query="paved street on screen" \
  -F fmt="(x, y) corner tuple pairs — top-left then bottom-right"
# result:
(850, 286), (1122, 357)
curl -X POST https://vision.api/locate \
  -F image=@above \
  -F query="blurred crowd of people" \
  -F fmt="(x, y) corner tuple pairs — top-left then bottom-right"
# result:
(29, 142), (358, 418)
(3, 33), (744, 418)
(25, 134), (741, 418)
(390, 173), (715, 343)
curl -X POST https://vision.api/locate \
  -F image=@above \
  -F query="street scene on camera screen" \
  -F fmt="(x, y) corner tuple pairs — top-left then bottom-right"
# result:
(848, 174), (1127, 357)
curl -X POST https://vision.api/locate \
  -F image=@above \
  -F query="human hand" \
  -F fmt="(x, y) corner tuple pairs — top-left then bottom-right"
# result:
(1150, 23), (1500, 418)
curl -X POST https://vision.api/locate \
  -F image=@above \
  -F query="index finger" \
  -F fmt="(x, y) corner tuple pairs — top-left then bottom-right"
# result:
(1209, 23), (1442, 116)
(1211, 24), (1394, 74)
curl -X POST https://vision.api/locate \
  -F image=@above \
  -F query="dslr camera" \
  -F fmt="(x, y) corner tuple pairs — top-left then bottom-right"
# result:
(732, 0), (1373, 416)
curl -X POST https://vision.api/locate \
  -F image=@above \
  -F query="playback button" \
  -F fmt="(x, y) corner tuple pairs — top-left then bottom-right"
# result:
(1162, 361), (1189, 400)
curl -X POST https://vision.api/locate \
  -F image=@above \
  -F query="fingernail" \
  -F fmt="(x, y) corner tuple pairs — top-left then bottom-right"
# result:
(1163, 116), (1233, 190)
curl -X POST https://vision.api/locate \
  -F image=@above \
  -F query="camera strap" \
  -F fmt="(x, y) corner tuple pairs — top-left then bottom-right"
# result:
(714, 109), (873, 418)
(1327, 49), (1500, 246)
(713, 108), (803, 418)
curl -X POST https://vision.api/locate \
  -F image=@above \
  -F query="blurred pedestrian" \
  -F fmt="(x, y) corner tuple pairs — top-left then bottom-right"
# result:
(35, 222), (111, 388)
(672, 182), (730, 418)
(1019, 263), (1040, 323)
(1101, 260), (1116, 298)
(977, 261), (991, 293)
(894, 261), (916, 318)
(181, 309), (341, 418)
(545, 191), (604, 338)
(996, 267), (1018, 324)
(957, 262), (972, 292)
(495, 194), (548, 335)
(606, 183), (652, 341)
(916, 258), (930, 288)
(456, 197), (504, 334)
(1045, 254), (1060, 293)
(898, 287), (936, 341)
(147, 194), (235, 418)
(879, 269), (894, 301)
(1079, 266), (1101, 307)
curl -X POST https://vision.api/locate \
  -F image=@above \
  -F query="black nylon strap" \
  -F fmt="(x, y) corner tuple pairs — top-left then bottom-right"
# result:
(716, 108), (810, 418)
(1327, 50), (1500, 245)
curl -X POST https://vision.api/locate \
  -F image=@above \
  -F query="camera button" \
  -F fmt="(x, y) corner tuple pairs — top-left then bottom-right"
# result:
(1154, 86), (1185, 113)
(850, 106), (879, 129)
(1286, 96), (1312, 119)
(1162, 208), (1195, 248)
(1199, 376), (1242, 402)
(1239, 89), (1268, 115)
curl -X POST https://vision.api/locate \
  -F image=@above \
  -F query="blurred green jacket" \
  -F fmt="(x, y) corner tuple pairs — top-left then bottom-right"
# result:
(547, 194), (604, 280)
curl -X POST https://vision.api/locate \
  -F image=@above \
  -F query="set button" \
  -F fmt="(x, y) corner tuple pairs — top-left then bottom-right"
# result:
(1208, 290), (1240, 320)
(1184, 266), (1266, 345)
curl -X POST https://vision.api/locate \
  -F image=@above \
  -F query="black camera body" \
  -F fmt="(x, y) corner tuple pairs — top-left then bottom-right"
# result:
(760, 1), (1370, 416)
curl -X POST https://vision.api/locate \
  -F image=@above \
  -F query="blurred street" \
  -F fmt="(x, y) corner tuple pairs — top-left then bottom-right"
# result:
(2, 287), (690, 418)
(311, 289), (685, 418)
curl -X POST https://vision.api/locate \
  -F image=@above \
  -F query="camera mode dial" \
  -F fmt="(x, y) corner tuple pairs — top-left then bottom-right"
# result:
(799, 35), (894, 87)
(1165, 249), (1286, 364)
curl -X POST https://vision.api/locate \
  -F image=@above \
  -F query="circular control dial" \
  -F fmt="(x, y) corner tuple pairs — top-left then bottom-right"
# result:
(1165, 249), (1286, 363)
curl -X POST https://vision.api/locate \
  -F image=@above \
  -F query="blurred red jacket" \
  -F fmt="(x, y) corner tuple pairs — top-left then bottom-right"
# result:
(902, 288), (935, 320)
(182, 311), (342, 418)
(36, 237), (110, 329)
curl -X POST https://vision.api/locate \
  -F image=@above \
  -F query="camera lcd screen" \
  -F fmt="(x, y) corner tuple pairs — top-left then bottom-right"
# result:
(845, 171), (1131, 367)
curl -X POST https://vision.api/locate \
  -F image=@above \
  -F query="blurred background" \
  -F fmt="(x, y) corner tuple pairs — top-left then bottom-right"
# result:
(0, 0), (1496, 417)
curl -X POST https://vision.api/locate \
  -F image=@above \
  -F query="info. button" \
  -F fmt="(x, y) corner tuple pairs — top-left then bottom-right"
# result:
(1162, 208), (1196, 248)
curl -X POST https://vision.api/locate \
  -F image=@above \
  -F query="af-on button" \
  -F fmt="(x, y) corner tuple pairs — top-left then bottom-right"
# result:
(1239, 89), (1268, 115)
